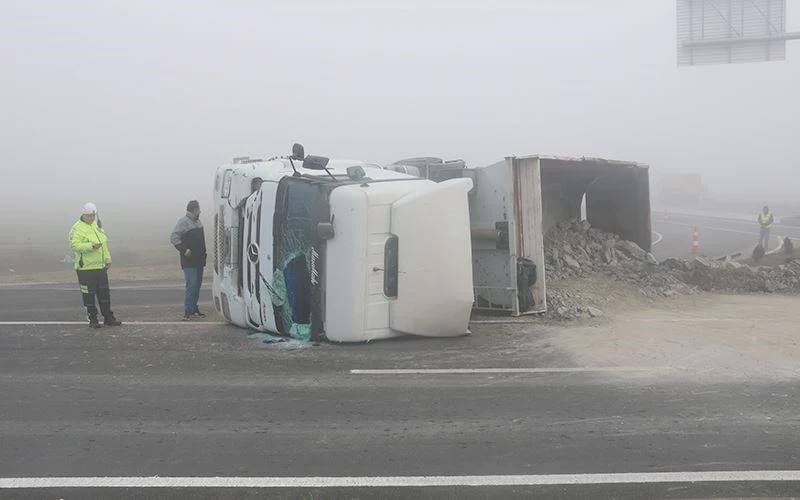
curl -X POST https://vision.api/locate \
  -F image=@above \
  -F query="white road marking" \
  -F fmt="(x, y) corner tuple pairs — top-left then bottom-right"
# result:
(654, 209), (756, 222)
(651, 231), (664, 246)
(52, 285), (210, 291)
(658, 220), (761, 237)
(469, 319), (532, 324)
(3, 471), (800, 488)
(655, 209), (800, 230)
(0, 283), (211, 290)
(659, 221), (799, 242)
(0, 281), (66, 288)
(0, 321), (228, 326)
(350, 368), (649, 375)
(766, 235), (790, 256)
(637, 318), (743, 322)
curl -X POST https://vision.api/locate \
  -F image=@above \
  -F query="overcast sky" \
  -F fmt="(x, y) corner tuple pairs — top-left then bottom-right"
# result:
(2, 0), (798, 223)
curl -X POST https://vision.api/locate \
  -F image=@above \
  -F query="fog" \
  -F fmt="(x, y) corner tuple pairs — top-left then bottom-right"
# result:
(2, 0), (799, 236)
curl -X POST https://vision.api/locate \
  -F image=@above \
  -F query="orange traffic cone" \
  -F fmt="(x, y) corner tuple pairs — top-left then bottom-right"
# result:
(691, 227), (701, 255)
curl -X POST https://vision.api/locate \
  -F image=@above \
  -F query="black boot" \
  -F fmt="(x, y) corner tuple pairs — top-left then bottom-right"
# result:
(104, 316), (122, 326)
(89, 317), (102, 329)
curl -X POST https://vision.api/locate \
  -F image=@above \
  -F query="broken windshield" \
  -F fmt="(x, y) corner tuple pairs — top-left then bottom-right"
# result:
(270, 178), (328, 341)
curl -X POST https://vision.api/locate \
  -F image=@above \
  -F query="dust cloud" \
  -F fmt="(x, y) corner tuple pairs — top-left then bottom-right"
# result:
(1, 0), (798, 279)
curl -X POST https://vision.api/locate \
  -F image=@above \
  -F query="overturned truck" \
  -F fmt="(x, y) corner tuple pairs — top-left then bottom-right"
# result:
(212, 146), (651, 342)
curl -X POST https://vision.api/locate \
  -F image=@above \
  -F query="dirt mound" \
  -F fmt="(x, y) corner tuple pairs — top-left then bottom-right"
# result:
(544, 220), (800, 320)
(675, 257), (800, 293)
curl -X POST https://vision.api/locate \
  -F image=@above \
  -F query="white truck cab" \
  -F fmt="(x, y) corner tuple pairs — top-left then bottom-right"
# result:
(212, 145), (474, 343)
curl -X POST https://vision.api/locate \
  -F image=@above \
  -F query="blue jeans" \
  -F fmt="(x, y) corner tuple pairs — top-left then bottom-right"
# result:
(760, 227), (771, 249)
(183, 267), (203, 315)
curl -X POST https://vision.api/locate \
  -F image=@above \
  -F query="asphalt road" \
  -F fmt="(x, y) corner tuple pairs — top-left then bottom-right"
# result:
(2, 282), (800, 498)
(652, 211), (800, 260)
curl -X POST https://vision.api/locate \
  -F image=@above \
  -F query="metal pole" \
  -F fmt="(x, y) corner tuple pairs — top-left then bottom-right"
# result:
(767, 0), (772, 60)
(689, 0), (695, 65)
(728, 0), (733, 63)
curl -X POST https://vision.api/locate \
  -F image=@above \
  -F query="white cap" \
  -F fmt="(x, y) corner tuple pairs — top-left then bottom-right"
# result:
(82, 202), (97, 215)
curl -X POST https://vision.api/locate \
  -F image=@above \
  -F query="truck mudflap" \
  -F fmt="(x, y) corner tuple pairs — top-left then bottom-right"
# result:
(389, 178), (474, 337)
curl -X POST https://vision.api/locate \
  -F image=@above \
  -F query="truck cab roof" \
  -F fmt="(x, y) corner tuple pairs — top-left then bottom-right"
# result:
(219, 158), (409, 182)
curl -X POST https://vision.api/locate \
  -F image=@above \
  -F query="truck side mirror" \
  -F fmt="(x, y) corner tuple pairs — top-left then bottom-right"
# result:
(292, 143), (305, 160)
(317, 222), (335, 240)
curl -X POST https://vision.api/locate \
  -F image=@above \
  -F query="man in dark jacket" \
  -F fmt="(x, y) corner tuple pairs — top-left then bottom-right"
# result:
(170, 200), (207, 320)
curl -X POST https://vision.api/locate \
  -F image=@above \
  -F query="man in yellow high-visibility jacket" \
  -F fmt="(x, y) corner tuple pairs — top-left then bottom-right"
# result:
(69, 202), (122, 328)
